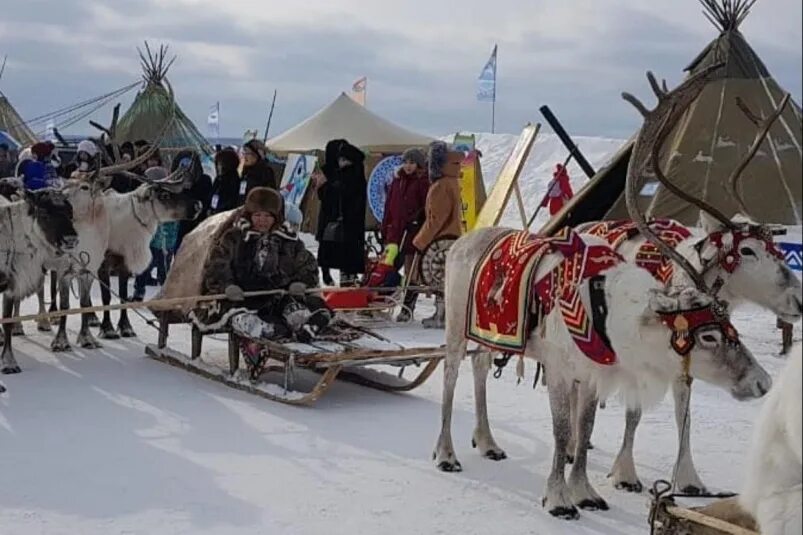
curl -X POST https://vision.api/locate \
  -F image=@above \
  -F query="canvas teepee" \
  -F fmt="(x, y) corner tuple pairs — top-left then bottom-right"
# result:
(0, 89), (37, 147)
(116, 43), (212, 160)
(542, 0), (802, 233)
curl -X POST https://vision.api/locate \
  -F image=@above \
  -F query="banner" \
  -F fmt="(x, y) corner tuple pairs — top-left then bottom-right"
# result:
(207, 102), (220, 140)
(477, 45), (497, 103)
(351, 76), (367, 106)
(280, 153), (317, 207)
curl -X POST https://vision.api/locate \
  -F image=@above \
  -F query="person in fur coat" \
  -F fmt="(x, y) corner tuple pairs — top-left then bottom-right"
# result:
(412, 141), (464, 328)
(202, 188), (329, 358)
(315, 139), (367, 285)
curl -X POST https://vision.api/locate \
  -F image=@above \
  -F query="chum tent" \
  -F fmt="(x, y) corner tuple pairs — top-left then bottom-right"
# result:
(542, 0), (802, 234)
(267, 93), (434, 154)
(0, 91), (37, 147)
(116, 43), (213, 160)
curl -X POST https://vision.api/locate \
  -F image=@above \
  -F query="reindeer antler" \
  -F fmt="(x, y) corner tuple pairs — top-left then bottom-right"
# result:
(97, 79), (176, 177)
(727, 93), (791, 218)
(623, 65), (725, 292)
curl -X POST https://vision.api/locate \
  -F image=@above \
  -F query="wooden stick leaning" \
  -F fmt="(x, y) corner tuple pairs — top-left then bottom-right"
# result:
(0, 285), (437, 325)
(663, 505), (759, 535)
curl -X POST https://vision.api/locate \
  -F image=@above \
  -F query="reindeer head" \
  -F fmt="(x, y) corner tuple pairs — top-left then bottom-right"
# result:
(25, 188), (79, 254)
(622, 66), (773, 400)
(134, 183), (202, 223)
(647, 287), (770, 400)
(696, 212), (802, 321)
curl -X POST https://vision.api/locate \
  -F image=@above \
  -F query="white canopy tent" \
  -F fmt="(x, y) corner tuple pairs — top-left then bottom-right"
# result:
(267, 93), (434, 153)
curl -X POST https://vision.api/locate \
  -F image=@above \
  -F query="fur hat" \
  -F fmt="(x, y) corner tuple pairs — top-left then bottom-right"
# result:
(244, 187), (283, 220)
(401, 148), (426, 169)
(31, 141), (55, 159)
(77, 140), (99, 157)
(428, 141), (461, 180)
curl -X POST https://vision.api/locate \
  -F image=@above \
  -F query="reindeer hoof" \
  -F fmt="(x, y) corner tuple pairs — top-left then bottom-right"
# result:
(37, 321), (52, 332)
(78, 337), (102, 350)
(51, 339), (72, 352)
(548, 506), (579, 520)
(86, 314), (101, 328)
(99, 328), (120, 340)
(578, 498), (609, 511)
(0, 383), (6, 393)
(2, 365), (21, 374)
(437, 460), (462, 473)
(119, 327), (137, 338)
(566, 455), (575, 465)
(680, 485), (706, 496)
(615, 480), (643, 493)
(587, 442), (594, 450)
(11, 324), (24, 337)
(483, 449), (507, 461)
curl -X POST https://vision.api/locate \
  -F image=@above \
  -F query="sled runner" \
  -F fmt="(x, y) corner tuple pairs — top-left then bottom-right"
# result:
(649, 481), (759, 535)
(145, 322), (451, 406)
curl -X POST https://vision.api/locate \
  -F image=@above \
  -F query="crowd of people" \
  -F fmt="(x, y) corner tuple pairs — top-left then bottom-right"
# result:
(0, 135), (465, 350)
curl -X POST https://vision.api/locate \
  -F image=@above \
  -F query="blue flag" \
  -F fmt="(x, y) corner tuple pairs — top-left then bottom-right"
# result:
(477, 45), (497, 103)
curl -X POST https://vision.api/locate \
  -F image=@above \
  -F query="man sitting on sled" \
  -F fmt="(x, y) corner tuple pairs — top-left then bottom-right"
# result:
(202, 187), (332, 367)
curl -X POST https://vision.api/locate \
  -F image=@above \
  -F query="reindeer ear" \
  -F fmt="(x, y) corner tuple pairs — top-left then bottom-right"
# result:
(697, 210), (723, 233)
(647, 289), (678, 314)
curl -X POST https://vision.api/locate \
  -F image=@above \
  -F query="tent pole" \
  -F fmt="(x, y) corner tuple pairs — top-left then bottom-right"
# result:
(262, 90), (278, 144)
(491, 99), (496, 134)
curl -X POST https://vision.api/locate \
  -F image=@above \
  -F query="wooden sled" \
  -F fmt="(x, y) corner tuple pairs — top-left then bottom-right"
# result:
(146, 318), (461, 406)
(649, 482), (760, 535)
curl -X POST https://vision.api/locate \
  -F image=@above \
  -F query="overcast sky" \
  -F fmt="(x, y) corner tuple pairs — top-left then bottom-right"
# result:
(1, 0), (800, 141)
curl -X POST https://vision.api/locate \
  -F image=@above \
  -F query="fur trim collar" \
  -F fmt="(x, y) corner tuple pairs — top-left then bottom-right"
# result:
(236, 217), (298, 243)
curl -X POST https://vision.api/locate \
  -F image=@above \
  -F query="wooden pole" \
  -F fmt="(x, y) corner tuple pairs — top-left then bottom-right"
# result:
(0, 285), (437, 325)
(262, 90), (278, 143)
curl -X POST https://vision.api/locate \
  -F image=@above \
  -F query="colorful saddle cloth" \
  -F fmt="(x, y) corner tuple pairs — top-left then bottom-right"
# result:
(466, 228), (621, 364)
(584, 219), (692, 285)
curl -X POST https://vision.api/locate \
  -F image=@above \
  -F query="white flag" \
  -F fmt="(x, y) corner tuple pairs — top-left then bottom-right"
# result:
(207, 102), (220, 139)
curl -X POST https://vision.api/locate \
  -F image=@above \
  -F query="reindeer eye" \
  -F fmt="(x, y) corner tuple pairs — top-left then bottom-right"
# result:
(739, 247), (756, 257)
(701, 334), (718, 344)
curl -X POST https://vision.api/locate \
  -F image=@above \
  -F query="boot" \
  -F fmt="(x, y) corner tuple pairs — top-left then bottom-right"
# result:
(422, 296), (446, 329)
(396, 291), (418, 322)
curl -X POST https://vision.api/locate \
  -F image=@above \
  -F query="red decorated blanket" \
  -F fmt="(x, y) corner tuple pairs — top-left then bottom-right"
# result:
(466, 228), (621, 364)
(584, 219), (692, 285)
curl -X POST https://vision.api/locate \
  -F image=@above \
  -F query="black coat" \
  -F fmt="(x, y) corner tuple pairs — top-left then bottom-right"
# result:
(238, 161), (277, 206)
(315, 140), (366, 274)
(172, 149), (213, 247)
(209, 170), (241, 215)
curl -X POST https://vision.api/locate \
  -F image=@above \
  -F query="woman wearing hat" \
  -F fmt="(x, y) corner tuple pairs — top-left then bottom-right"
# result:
(238, 139), (277, 206)
(381, 147), (430, 321)
(202, 187), (329, 366)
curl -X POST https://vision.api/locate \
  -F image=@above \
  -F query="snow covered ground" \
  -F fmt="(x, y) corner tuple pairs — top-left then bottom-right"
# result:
(0, 283), (799, 535)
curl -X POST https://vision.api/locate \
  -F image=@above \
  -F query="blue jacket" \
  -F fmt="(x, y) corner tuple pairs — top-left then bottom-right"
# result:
(149, 222), (180, 252)
(20, 160), (60, 190)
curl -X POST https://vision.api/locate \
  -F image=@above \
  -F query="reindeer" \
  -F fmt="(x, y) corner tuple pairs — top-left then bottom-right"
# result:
(0, 189), (78, 373)
(573, 90), (801, 494)
(47, 145), (201, 352)
(432, 66), (772, 520)
(740, 342), (801, 535)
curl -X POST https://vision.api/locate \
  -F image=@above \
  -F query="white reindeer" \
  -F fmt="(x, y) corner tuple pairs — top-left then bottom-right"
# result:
(48, 163), (201, 352)
(433, 66), (773, 519)
(0, 189), (78, 373)
(740, 343), (801, 535)
(579, 82), (801, 495)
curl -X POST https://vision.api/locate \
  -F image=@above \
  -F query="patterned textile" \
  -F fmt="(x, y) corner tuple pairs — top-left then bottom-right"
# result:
(532, 228), (621, 365)
(466, 231), (552, 352)
(467, 228), (621, 364)
(584, 219), (692, 285)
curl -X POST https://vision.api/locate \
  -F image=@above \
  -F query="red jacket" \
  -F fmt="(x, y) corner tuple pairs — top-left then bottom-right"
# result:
(381, 168), (430, 253)
(541, 164), (573, 215)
